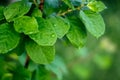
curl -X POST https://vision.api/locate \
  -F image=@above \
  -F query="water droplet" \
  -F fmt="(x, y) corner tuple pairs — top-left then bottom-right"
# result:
(54, 24), (57, 27)
(51, 34), (55, 37)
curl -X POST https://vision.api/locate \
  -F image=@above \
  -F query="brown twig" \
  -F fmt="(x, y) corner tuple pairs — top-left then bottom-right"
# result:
(24, 55), (30, 68)
(33, 0), (38, 7)
(39, 0), (44, 11)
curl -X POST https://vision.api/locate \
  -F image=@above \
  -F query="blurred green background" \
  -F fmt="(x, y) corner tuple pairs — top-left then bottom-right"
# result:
(0, 0), (120, 80)
(53, 0), (120, 80)
(56, 0), (120, 80)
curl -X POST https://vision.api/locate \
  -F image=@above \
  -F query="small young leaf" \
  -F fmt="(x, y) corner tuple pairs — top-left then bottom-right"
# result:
(14, 16), (39, 35)
(87, 1), (106, 12)
(31, 8), (42, 17)
(79, 11), (105, 38)
(48, 16), (70, 39)
(29, 17), (57, 46)
(26, 40), (55, 64)
(4, 1), (32, 22)
(0, 6), (4, 20)
(0, 23), (20, 54)
(66, 17), (87, 47)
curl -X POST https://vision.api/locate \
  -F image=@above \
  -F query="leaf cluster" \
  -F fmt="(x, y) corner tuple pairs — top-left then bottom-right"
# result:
(0, 0), (106, 64)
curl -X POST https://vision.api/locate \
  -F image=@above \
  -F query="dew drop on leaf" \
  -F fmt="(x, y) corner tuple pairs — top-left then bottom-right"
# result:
(51, 34), (55, 37)
(54, 24), (57, 27)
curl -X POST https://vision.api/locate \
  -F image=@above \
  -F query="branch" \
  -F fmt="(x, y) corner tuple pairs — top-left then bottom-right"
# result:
(57, 5), (84, 16)
(33, 0), (38, 7)
(39, 0), (44, 11)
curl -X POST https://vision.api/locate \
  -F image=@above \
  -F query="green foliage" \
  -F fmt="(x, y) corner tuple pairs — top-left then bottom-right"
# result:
(80, 11), (105, 38)
(48, 16), (70, 39)
(34, 66), (51, 80)
(26, 40), (55, 64)
(43, 0), (59, 16)
(29, 17), (57, 46)
(31, 8), (42, 17)
(0, 0), (106, 80)
(14, 16), (39, 34)
(87, 1), (106, 12)
(1, 73), (13, 80)
(0, 6), (4, 20)
(0, 55), (31, 80)
(4, 1), (32, 22)
(0, 23), (20, 53)
(46, 56), (68, 80)
(63, 0), (74, 9)
(66, 16), (87, 47)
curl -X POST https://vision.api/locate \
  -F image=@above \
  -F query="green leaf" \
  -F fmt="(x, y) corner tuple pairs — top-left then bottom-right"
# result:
(14, 16), (39, 35)
(0, 59), (8, 76)
(46, 55), (68, 80)
(43, 0), (59, 16)
(62, 0), (74, 9)
(34, 66), (51, 80)
(0, 23), (20, 54)
(29, 17), (57, 46)
(1, 73), (13, 80)
(0, 6), (4, 20)
(31, 8), (42, 17)
(44, 0), (59, 8)
(4, 1), (32, 22)
(71, 0), (82, 6)
(87, 1), (106, 12)
(66, 17), (87, 47)
(79, 11), (105, 38)
(28, 61), (38, 72)
(26, 40), (55, 64)
(12, 65), (31, 80)
(48, 16), (70, 39)
(9, 36), (25, 55)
